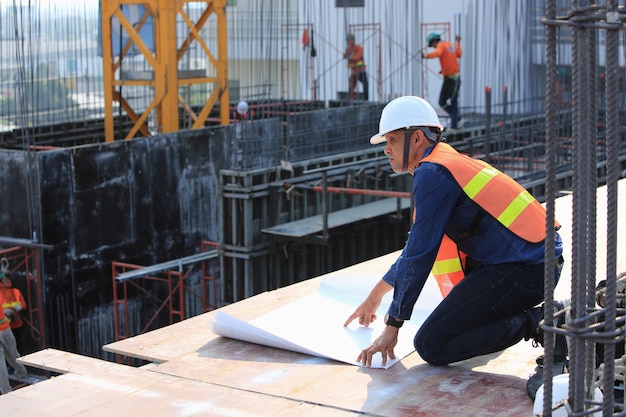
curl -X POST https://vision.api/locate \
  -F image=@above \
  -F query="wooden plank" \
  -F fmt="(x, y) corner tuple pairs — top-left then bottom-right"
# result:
(262, 198), (410, 238)
(4, 354), (361, 417)
(18, 348), (127, 375)
(102, 312), (219, 363)
(150, 342), (538, 416)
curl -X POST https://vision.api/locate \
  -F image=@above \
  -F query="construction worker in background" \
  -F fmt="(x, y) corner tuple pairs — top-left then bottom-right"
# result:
(422, 33), (463, 131)
(1, 273), (26, 345)
(344, 96), (567, 392)
(343, 34), (368, 101)
(232, 100), (251, 121)
(0, 278), (28, 394)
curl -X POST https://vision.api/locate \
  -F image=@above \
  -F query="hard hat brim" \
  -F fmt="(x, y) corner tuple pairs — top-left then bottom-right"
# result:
(369, 133), (386, 145)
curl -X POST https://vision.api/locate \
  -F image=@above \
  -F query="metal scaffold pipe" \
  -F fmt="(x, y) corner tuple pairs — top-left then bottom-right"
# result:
(310, 185), (410, 199)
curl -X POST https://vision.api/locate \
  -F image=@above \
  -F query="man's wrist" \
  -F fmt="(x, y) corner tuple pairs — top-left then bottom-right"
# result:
(384, 313), (404, 328)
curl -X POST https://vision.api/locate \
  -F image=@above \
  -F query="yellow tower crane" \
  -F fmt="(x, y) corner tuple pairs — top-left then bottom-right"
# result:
(100, 0), (230, 142)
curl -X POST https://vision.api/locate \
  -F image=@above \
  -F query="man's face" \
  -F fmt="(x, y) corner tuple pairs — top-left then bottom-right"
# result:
(1, 276), (11, 287)
(383, 130), (414, 174)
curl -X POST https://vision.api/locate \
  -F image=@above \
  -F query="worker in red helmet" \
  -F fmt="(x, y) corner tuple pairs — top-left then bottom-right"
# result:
(343, 33), (368, 101)
(344, 97), (567, 393)
(422, 32), (464, 131)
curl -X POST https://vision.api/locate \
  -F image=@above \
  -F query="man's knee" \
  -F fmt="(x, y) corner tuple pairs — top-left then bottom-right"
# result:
(414, 331), (449, 366)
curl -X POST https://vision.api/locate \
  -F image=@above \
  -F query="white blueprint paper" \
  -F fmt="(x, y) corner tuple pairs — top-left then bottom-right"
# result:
(212, 272), (443, 369)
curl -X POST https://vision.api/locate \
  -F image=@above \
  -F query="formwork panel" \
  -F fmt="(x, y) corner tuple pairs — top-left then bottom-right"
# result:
(220, 147), (412, 305)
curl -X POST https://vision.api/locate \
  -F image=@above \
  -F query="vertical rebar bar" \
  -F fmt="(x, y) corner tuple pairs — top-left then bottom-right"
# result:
(542, 0), (558, 413)
(602, 1), (620, 414)
(569, 0), (586, 411)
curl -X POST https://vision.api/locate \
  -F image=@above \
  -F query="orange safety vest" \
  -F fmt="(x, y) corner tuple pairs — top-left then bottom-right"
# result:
(1, 286), (26, 329)
(418, 143), (559, 297)
(431, 235), (467, 297)
(346, 44), (366, 73)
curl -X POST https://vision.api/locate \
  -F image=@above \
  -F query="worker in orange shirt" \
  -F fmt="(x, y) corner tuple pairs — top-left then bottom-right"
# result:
(343, 34), (368, 101)
(0, 279), (28, 393)
(422, 33), (463, 130)
(1, 273), (26, 343)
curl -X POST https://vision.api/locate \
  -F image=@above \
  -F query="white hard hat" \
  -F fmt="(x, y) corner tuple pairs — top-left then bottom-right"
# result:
(369, 96), (443, 144)
(237, 101), (249, 114)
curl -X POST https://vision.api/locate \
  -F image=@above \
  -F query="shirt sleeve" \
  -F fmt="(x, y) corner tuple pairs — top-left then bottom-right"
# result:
(425, 45), (442, 59)
(383, 163), (461, 320)
(17, 289), (26, 309)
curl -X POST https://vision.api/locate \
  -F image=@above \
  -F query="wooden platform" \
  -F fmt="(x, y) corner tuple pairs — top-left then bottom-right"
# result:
(1, 180), (624, 416)
(9, 349), (353, 417)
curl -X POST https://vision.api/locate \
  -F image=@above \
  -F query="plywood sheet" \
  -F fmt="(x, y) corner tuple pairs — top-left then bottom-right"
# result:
(33, 180), (626, 417)
(6, 349), (361, 417)
(149, 335), (539, 416)
(18, 348), (127, 375)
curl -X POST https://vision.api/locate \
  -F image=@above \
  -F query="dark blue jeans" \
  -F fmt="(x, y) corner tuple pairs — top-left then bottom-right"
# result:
(439, 76), (461, 128)
(349, 70), (368, 101)
(414, 260), (562, 365)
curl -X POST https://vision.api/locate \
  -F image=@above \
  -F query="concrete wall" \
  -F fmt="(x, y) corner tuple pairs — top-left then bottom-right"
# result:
(0, 102), (383, 357)
(0, 118), (282, 354)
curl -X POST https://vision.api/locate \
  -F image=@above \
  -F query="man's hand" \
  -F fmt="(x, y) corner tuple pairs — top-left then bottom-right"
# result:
(357, 325), (399, 367)
(344, 297), (380, 328)
(455, 35), (461, 42)
(4, 308), (13, 316)
(344, 279), (391, 328)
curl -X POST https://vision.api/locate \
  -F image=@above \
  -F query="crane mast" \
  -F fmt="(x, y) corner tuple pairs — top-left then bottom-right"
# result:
(100, 0), (230, 142)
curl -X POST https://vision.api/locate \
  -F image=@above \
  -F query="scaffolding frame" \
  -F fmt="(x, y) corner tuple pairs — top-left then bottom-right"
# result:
(111, 240), (219, 362)
(0, 238), (53, 351)
(347, 23), (382, 99)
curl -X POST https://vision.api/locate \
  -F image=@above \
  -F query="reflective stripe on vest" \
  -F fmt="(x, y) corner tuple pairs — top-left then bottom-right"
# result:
(421, 143), (558, 243)
(413, 208), (466, 298)
(2, 300), (21, 309)
(431, 234), (466, 297)
(349, 60), (364, 68)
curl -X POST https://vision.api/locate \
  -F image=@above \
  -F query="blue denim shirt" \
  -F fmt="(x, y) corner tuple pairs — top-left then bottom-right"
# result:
(383, 146), (563, 320)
